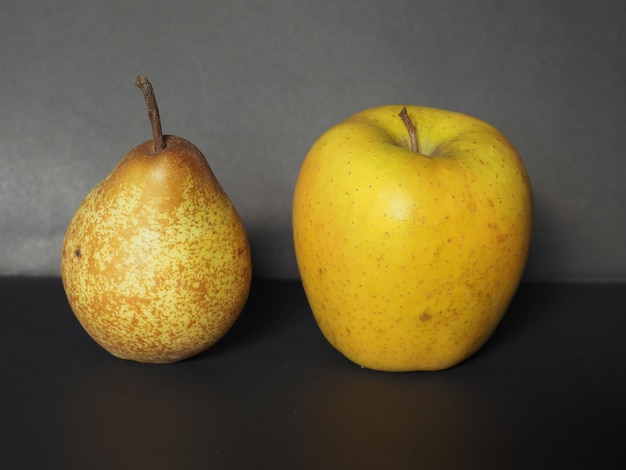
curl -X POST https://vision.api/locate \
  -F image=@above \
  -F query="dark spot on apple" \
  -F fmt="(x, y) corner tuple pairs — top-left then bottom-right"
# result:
(497, 233), (509, 244)
(420, 313), (432, 321)
(75, 248), (81, 258)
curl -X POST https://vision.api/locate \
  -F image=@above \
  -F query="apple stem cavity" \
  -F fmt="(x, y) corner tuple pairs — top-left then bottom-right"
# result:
(135, 75), (166, 153)
(399, 107), (419, 153)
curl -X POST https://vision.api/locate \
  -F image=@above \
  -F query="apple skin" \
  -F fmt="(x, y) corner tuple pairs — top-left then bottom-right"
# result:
(292, 105), (532, 371)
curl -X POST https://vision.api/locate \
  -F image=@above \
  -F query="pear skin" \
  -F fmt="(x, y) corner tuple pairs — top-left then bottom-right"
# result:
(61, 77), (251, 363)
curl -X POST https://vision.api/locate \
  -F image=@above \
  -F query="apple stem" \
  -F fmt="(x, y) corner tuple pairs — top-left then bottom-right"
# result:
(399, 107), (419, 153)
(135, 75), (166, 153)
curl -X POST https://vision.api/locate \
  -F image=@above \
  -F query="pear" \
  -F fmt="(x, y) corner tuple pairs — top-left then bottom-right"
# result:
(61, 75), (252, 363)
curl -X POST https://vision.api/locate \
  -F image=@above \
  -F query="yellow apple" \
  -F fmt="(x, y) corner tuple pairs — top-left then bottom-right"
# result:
(292, 105), (532, 371)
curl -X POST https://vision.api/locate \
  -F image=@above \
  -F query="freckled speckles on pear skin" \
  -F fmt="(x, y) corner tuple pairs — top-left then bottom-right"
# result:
(61, 134), (252, 364)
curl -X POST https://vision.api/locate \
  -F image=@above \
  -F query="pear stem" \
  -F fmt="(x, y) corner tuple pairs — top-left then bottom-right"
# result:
(399, 107), (419, 153)
(135, 75), (166, 153)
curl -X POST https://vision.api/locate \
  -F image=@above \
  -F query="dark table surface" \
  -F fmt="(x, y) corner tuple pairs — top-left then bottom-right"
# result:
(1, 277), (625, 469)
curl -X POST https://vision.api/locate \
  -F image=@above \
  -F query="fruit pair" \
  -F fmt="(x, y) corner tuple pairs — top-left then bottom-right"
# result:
(62, 77), (532, 370)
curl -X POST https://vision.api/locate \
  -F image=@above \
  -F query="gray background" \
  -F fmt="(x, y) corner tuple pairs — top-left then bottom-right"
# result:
(1, 0), (624, 282)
